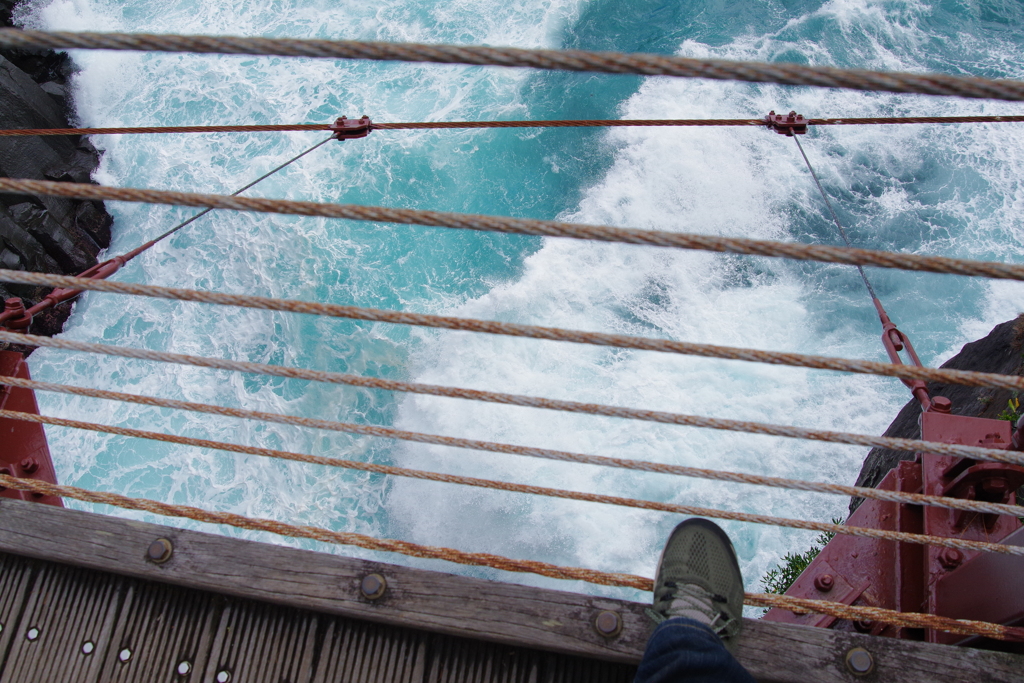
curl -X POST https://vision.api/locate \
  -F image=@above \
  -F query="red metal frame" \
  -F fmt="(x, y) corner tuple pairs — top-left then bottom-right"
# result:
(0, 256), (130, 508)
(0, 350), (62, 507)
(764, 303), (1024, 648)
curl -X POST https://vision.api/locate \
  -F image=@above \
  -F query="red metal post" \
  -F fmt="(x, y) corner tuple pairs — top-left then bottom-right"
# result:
(918, 411), (1024, 645)
(763, 409), (1024, 647)
(0, 351), (63, 506)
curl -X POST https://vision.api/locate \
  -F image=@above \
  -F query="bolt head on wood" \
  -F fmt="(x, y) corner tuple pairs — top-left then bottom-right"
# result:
(844, 647), (875, 676)
(147, 538), (174, 564)
(360, 573), (387, 600)
(593, 610), (622, 638)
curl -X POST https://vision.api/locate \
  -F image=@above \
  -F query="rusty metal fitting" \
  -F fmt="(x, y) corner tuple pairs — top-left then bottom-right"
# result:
(930, 396), (953, 414)
(980, 476), (1010, 496)
(813, 574), (835, 592)
(359, 573), (387, 600)
(938, 547), (964, 570)
(844, 647), (875, 676)
(18, 458), (39, 474)
(1, 297), (31, 330)
(853, 619), (877, 633)
(593, 610), (623, 638)
(1, 297), (24, 324)
(147, 538), (174, 564)
(330, 115), (373, 141)
(765, 110), (808, 136)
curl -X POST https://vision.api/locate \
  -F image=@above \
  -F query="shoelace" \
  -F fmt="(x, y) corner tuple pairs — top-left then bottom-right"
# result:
(646, 582), (740, 638)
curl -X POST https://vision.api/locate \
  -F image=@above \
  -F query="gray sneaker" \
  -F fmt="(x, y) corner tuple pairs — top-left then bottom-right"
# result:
(647, 518), (745, 653)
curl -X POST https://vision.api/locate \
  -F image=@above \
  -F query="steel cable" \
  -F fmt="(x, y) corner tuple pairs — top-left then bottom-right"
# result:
(1, 179), (1023, 280)
(0, 471), (1020, 641)
(1, 330), (1022, 465)
(3, 408), (1022, 556)
(123, 136), (334, 259)
(2, 115), (1024, 137)
(2, 281), (1024, 392)
(3, 376), (1023, 517)
(793, 135), (878, 299)
(2, 30), (1024, 101)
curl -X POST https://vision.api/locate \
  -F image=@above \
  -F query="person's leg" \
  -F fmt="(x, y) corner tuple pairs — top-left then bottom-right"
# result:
(634, 519), (756, 683)
(634, 618), (755, 683)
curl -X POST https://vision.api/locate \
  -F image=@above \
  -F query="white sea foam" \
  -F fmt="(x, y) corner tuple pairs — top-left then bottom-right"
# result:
(16, 0), (1024, 596)
(386, 1), (1024, 598)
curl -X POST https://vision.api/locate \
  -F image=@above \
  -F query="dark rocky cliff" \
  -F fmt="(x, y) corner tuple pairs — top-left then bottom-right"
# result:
(850, 315), (1024, 512)
(0, 2), (113, 342)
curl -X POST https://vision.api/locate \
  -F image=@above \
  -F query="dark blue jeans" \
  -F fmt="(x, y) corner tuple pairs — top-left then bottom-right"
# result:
(634, 618), (756, 683)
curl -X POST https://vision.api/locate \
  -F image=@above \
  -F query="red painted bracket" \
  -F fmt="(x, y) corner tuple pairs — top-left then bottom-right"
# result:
(330, 115), (373, 140)
(764, 409), (1024, 648)
(765, 110), (808, 136)
(0, 351), (62, 507)
(0, 257), (126, 332)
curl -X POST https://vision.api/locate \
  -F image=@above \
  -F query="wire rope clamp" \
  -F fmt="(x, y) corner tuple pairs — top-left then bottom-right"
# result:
(765, 110), (807, 136)
(330, 115), (373, 141)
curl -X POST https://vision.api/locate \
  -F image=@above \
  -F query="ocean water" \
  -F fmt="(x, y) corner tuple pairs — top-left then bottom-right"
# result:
(15, 0), (1024, 602)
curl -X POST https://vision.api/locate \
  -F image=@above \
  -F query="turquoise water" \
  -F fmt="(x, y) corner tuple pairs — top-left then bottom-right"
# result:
(17, 0), (1024, 601)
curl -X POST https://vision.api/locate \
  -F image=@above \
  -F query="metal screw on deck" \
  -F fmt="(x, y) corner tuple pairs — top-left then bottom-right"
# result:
(844, 647), (875, 676)
(360, 573), (387, 600)
(147, 538), (174, 564)
(593, 610), (623, 638)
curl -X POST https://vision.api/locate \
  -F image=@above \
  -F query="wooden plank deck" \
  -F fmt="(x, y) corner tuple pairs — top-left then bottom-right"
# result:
(0, 498), (1022, 682)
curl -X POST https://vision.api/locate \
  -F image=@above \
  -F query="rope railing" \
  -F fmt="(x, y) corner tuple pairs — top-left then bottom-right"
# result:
(1, 30), (1024, 101)
(3, 279), (1024, 393)
(0, 471), (1020, 641)
(810, 115), (1024, 125)
(4, 375), (1023, 517)
(2, 330), (1023, 467)
(2, 179), (1024, 281)
(5, 115), (1024, 137)
(4, 407), (1022, 556)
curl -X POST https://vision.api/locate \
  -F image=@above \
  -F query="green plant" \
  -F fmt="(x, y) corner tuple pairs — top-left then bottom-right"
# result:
(758, 518), (843, 614)
(997, 394), (1021, 423)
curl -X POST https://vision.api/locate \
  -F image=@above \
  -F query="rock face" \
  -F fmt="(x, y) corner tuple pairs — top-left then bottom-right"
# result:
(850, 315), (1024, 512)
(0, 5), (113, 343)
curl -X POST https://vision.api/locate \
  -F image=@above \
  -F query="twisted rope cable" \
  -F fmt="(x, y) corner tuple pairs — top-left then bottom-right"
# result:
(0, 472), (1020, 641)
(809, 115), (1024, 125)
(0, 124), (334, 136)
(0, 119), (765, 137)
(4, 408), (1022, 556)
(4, 376), (1023, 517)
(3, 281), (1024, 392)
(2, 179), (1023, 280)
(743, 593), (1024, 641)
(2, 331), (1022, 466)
(3, 115), (1023, 137)
(2, 30), (1024, 101)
